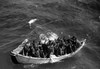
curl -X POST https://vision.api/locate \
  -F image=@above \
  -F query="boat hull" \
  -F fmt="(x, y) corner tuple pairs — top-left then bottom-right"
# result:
(15, 54), (50, 64)
(11, 39), (86, 64)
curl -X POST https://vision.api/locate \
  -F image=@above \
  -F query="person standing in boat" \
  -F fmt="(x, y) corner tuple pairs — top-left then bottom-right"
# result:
(70, 36), (77, 51)
(38, 41), (46, 58)
(47, 42), (55, 58)
(63, 38), (71, 54)
(31, 45), (36, 57)
(54, 42), (60, 56)
(27, 41), (36, 57)
(23, 42), (31, 56)
(39, 45), (45, 58)
(28, 45), (33, 56)
(57, 37), (65, 55)
(70, 36), (81, 51)
(42, 43), (49, 58)
(33, 42), (41, 57)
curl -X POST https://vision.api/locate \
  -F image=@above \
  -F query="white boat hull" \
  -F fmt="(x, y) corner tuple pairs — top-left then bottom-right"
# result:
(15, 54), (50, 64)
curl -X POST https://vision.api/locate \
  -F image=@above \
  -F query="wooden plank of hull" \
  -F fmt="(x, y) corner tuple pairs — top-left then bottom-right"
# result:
(11, 39), (86, 64)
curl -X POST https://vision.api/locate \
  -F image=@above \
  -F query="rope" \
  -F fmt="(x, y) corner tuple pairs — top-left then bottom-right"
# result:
(27, 20), (58, 37)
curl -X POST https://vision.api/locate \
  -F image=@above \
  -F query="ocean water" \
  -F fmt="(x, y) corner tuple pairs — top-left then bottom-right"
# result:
(0, 0), (100, 69)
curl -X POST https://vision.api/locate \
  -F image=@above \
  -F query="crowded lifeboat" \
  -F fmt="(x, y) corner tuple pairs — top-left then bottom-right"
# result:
(11, 32), (86, 64)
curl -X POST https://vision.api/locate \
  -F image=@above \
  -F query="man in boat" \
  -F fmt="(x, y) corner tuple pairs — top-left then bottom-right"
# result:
(23, 42), (31, 56)
(56, 37), (65, 56)
(39, 46), (45, 58)
(54, 42), (60, 56)
(42, 43), (50, 58)
(70, 36), (81, 50)
(70, 36), (77, 51)
(32, 42), (41, 57)
(47, 42), (55, 58)
(26, 40), (35, 57)
(28, 43), (36, 57)
(62, 37), (72, 54)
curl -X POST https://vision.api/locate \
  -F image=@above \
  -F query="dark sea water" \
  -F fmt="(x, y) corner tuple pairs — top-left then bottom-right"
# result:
(0, 0), (100, 69)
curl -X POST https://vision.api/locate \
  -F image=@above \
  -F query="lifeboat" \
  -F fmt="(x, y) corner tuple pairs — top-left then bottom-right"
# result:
(11, 37), (86, 64)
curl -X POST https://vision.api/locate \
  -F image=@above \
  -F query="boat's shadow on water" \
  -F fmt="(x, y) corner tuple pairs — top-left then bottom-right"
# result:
(10, 55), (20, 64)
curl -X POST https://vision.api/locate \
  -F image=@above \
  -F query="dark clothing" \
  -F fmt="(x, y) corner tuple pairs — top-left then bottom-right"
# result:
(66, 45), (72, 54)
(39, 49), (45, 58)
(54, 45), (60, 56)
(47, 45), (54, 58)
(36, 48), (40, 57)
(20, 35), (80, 58)
(23, 45), (30, 56)
(28, 46), (33, 56)
(30, 46), (36, 57)
(42, 44), (49, 58)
